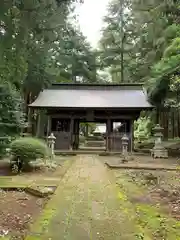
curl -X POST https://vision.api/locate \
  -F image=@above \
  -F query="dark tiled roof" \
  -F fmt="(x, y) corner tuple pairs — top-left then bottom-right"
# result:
(29, 84), (152, 109)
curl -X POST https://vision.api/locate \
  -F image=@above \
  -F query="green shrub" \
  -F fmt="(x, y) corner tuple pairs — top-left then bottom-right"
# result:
(10, 137), (49, 167)
(0, 136), (11, 159)
(134, 115), (154, 141)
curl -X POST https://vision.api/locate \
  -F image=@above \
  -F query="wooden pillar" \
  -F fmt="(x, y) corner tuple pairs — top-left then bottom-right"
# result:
(47, 115), (51, 137)
(74, 119), (79, 150)
(106, 118), (111, 151)
(130, 119), (134, 152)
(27, 107), (33, 134)
(36, 110), (41, 137)
(70, 117), (74, 150)
(36, 110), (45, 138)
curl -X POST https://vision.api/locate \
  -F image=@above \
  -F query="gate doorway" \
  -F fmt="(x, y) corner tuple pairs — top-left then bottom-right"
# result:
(78, 121), (107, 151)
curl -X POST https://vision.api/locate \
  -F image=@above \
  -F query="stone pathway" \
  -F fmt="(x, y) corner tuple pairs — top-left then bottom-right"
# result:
(31, 155), (138, 240)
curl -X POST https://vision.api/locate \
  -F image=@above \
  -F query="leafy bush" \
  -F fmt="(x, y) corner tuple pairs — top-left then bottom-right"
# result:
(134, 113), (154, 142)
(10, 137), (50, 173)
(10, 137), (49, 161)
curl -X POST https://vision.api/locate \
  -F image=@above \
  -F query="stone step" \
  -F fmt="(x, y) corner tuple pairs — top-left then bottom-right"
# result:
(80, 146), (106, 151)
(86, 136), (104, 141)
(85, 140), (105, 147)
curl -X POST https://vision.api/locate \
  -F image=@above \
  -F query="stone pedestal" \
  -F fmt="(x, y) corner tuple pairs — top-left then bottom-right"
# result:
(151, 147), (168, 158)
(151, 124), (168, 159)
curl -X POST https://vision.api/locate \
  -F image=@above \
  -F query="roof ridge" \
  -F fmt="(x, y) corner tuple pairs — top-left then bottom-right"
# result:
(51, 83), (143, 87)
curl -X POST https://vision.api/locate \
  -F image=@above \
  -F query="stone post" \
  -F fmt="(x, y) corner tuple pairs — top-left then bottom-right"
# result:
(121, 134), (129, 162)
(48, 133), (56, 158)
(151, 124), (168, 158)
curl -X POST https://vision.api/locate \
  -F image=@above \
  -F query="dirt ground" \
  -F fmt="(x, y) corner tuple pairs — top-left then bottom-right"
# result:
(115, 168), (180, 220)
(101, 154), (180, 167)
(0, 156), (73, 239)
(0, 155), (179, 239)
(0, 189), (47, 239)
(133, 154), (180, 166)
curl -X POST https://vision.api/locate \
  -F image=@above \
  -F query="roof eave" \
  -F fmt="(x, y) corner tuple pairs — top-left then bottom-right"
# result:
(28, 105), (153, 109)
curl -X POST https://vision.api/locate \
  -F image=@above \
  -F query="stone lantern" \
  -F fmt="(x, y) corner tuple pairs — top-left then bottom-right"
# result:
(48, 133), (56, 158)
(121, 134), (129, 162)
(151, 124), (168, 158)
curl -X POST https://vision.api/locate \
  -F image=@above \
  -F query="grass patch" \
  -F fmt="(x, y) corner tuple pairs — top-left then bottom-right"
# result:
(0, 177), (29, 188)
(136, 204), (180, 239)
(0, 177), (56, 189)
(26, 207), (56, 238)
(116, 185), (152, 239)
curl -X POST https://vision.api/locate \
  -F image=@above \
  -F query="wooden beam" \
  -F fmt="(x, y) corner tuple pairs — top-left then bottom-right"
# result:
(48, 114), (134, 120)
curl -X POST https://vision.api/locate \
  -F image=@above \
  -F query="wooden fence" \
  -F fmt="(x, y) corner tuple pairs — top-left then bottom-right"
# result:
(159, 108), (180, 139)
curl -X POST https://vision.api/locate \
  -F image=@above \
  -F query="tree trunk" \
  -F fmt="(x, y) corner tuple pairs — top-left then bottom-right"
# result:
(120, 0), (124, 83)
(25, 91), (33, 134)
(85, 124), (89, 137)
(156, 108), (160, 124)
(178, 110), (180, 137)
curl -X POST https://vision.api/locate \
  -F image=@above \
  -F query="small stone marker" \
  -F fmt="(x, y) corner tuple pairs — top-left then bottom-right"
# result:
(151, 124), (168, 158)
(48, 133), (56, 158)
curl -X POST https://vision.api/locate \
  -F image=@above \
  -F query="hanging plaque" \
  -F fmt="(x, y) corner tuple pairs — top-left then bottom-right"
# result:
(86, 110), (94, 121)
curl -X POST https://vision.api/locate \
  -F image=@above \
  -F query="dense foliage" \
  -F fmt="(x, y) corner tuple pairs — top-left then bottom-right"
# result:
(99, 0), (180, 108)
(99, 0), (134, 82)
(98, 0), (180, 137)
(0, 84), (23, 157)
(0, 0), (98, 153)
(1, 0), (180, 148)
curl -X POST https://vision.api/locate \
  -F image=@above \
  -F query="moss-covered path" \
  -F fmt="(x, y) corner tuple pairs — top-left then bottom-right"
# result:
(27, 155), (140, 240)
